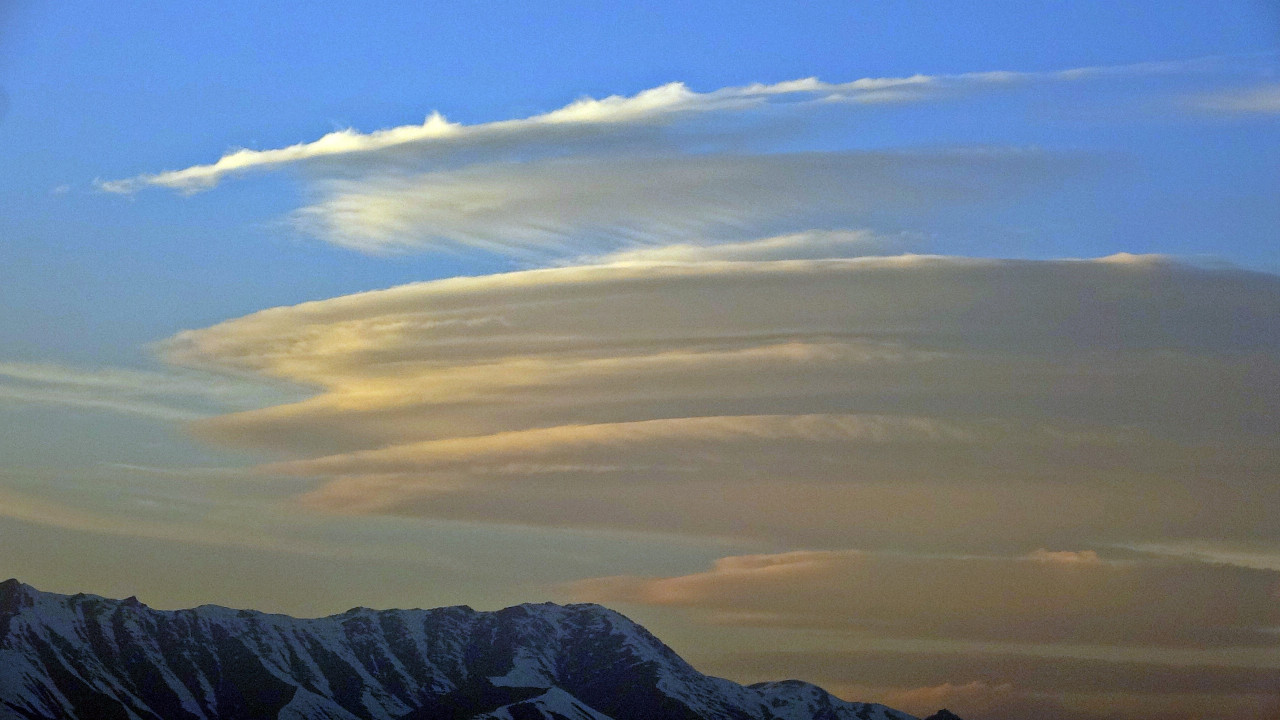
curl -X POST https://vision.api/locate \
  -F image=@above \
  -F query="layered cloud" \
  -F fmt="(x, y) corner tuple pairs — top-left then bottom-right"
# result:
(158, 255), (1280, 551)
(566, 548), (1280, 647)
(571, 546), (1280, 719)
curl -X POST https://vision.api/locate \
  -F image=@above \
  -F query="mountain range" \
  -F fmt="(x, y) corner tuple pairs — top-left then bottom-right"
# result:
(0, 579), (940, 720)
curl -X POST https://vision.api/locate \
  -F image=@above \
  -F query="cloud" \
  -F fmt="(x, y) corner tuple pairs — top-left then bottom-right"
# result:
(1190, 83), (1280, 115)
(0, 361), (307, 421)
(288, 149), (1071, 255)
(566, 548), (1280, 648)
(714, 651), (1280, 720)
(94, 56), (1260, 260)
(96, 59), (1202, 195)
(725, 651), (1280, 698)
(156, 256), (1280, 550)
(576, 229), (902, 264)
(0, 483), (344, 560)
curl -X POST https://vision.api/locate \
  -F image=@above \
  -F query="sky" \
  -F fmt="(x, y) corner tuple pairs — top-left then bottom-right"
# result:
(1, 2), (1279, 718)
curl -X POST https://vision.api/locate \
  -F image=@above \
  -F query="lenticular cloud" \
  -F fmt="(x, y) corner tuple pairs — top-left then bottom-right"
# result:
(160, 256), (1280, 550)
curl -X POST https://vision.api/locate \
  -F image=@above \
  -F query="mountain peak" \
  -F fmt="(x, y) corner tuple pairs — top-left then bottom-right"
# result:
(0, 577), (33, 610)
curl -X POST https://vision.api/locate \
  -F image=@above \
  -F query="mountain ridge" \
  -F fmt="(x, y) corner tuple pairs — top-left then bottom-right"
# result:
(0, 579), (923, 720)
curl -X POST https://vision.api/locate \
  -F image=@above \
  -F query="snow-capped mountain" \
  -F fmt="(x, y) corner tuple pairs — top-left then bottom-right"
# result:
(0, 579), (918, 720)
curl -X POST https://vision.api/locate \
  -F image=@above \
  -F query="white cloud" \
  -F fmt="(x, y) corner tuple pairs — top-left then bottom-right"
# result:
(97, 57), (1220, 195)
(289, 149), (1072, 254)
(576, 230), (902, 264)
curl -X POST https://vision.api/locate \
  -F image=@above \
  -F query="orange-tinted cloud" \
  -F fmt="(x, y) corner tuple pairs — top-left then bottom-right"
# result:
(159, 256), (1280, 552)
(567, 549), (1280, 647)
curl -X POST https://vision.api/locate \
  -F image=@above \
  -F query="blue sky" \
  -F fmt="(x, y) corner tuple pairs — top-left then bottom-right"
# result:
(2, 3), (1280, 718)
(3, 1), (1278, 366)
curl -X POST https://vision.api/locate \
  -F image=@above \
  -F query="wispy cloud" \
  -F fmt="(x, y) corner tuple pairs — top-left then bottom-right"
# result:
(0, 481), (445, 564)
(96, 59), (1200, 196)
(575, 229), (902, 264)
(0, 361), (307, 421)
(91, 56), (1261, 261)
(1190, 82), (1280, 114)
(289, 149), (1077, 255)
